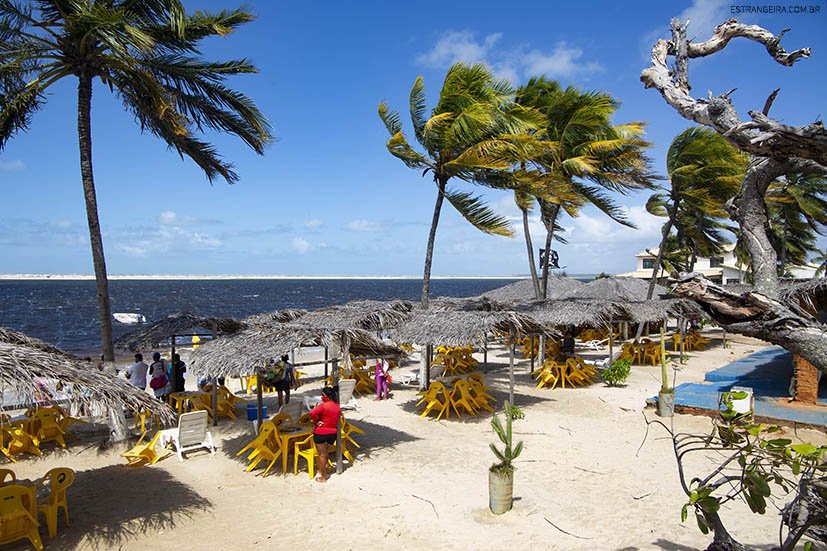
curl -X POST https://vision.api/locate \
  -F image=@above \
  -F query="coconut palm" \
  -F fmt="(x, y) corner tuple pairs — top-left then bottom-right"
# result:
(0, 1), (272, 360)
(764, 172), (827, 275)
(378, 62), (545, 308)
(514, 77), (656, 299)
(645, 127), (746, 294)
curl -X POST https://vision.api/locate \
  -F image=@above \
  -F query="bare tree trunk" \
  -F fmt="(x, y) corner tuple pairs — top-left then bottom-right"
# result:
(540, 204), (560, 300)
(78, 72), (115, 362)
(421, 177), (447, 309)
(637, 205), (677, 341)
(521, 206), (541, 299)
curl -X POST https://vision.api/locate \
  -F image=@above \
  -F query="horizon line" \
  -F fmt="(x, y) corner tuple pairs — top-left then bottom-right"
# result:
(0, 272), (596, 281)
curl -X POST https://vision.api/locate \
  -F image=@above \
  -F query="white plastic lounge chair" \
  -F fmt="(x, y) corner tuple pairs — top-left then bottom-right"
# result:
(163, 410), (216, 462)
(399, 370), (420, 386)
(576, 338), (609, 351)
(337, 379), (358, 411)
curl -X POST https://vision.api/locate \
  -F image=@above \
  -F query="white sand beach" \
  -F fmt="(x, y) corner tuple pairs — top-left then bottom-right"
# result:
(7, 330), (826, 550)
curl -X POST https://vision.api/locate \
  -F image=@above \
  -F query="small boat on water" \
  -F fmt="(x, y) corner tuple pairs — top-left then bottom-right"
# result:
(113, 312), (147, 324)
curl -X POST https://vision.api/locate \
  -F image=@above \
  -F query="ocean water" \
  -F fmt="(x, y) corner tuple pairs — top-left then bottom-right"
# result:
(0, 278), (519, 352)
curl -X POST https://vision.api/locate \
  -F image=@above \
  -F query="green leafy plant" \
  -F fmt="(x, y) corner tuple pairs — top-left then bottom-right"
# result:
(490, 401), (524, 476)
(602, 357), (632, 386)
(509, 404), (525, 420)
(646, 390), (826, 550)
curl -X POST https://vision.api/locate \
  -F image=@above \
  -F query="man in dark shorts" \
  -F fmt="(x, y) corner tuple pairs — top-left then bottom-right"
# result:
(273, 354), (298, 407)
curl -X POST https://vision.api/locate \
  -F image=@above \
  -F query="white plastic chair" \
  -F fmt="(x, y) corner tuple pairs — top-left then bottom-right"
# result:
(163, 410), (216, 462)
(337, 379), (358, 410)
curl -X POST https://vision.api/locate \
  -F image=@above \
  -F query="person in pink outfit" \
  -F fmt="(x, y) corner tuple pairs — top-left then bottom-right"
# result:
(374, 358), (389, 400)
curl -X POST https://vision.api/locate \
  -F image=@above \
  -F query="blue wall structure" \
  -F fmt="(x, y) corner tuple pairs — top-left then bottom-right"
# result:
(656, 347), (827, 426)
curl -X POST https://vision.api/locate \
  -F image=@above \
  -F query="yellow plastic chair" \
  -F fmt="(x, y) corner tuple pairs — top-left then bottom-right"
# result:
(35, 468), (74, 538)
(244, 430), (282, 477)
(0, 429), (17, 463)
(642, 345), (663, 366)
(4, 428), (42, 458)
(296, 413), (312, 426)
(469, 380), (495, 410)
(269, 413), (291, 429)
(292, 435), (339, 478)
(0, 469), (15, 485)
(0, 484), (42, 551)
(30, 409), (67, 449)
(450, 381), (481, 416)
(416, 382), (450, 420)
(121, 431), (168, 466)
(134, 410), (161, 434)
(236, 422), (277, 460)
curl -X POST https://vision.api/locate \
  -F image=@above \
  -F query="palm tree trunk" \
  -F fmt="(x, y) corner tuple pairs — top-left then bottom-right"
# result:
(421, 177), (447, 309)
(78, 72), (115, 362)
(637, 210), (676, 342)
(540, 204), (560, 300)
(521, 207), (541, 299)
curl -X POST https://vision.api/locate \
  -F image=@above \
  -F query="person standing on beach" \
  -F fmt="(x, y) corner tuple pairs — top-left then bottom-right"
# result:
(149, 352), (170, 400)
(274, 354), (298, 407)
(126, 353), (149, 390)
(374, 358), (389, 400)
(171, 353), (187, 393)
(308, 387), (340, 483)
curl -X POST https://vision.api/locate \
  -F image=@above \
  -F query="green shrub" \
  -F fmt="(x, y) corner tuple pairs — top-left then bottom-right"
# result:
(602, 357), (632, 386)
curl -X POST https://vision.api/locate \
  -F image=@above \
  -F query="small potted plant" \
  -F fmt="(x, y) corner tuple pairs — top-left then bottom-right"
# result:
(489, 401), (524, 514)
(657, 326), (674, 416)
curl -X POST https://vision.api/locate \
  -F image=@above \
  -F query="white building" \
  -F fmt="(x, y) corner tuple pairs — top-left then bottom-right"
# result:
(617, 244), (819, 284)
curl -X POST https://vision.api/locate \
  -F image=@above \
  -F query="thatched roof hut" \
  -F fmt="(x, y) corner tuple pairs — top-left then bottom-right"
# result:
(481, 276), (584, 303)
(390, 310), (558, 347)
(291, 300), (413, 331)
(517, 300), (618, 327)
(190, 322), (403, 378)
(244, 309), (308, 326)
(114, 313), (245, 352)
(0, 328), (173, 418)
(566, 276), (669, 301)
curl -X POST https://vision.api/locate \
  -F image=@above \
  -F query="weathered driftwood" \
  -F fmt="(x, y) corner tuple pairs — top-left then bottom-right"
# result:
(642, 18), (827, 373)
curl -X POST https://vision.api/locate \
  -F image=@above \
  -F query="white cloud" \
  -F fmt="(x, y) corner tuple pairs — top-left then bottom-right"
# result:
(304, 219), (322, 229)
(679, 0), (730, 40)
(159, 210), (177, 225)
(417, 31), (601, 81)
(0, 160), (25, 171)
(292, 237), (310, 254)
(346, 219), (381, 232)
(416, 30), (501, 68)
(117, 221), (222, 258)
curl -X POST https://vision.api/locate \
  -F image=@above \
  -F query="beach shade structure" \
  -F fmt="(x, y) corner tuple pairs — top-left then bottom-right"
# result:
(190, 319), (404, 474)
(288, 300), (414, 332)
(565, 276), (670, 302)
(0, 327), (174, 422)
(115, 312), (247, 426)
(481, 276), (585, 304)
(390, 310), (559, 405)
(243, 309), (309, 326)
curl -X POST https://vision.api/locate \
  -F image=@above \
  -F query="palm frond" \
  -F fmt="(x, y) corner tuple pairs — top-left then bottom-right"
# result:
(444, 188), (513, 237)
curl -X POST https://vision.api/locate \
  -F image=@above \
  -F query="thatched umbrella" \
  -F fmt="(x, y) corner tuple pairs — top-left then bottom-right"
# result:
(565, 276), (669, 301)
(190, 319), (404, 475)
(243, 309), (308, 326)
(0, 327), (173, 420)
(114, 312), (245, 352)
(391, 310), (558, 405)
(481, 276), (584, 303)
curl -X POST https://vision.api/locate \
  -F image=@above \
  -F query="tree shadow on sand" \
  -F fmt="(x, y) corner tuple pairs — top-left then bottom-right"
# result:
(43, 464), (212, 550)
(649, 539), (778, 551)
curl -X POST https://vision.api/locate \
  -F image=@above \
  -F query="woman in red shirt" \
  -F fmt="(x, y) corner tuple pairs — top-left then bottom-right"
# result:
(309, 386), (341, 483)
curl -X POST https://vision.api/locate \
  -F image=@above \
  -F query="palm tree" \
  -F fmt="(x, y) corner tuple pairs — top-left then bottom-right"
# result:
(514, 77), (656, 299)
(764, 172), (827, 275)
(0, 1), (272, 361)
(378, 62), (543, 308)
(644, 127), (746, 294)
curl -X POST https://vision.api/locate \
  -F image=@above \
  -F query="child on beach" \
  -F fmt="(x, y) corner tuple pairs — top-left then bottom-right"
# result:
(374, 358), (389, 400)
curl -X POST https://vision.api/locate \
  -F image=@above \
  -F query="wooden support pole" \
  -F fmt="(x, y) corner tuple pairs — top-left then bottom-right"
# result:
(212, 377), (219, 427)
(483, 334), (488, 370)
(679, 317), (685, 364)
(425, 344), (432, 388)
(508, 331), (515, 406)
(607, 313), (613, 367)
(256, 377), (263, 433)
(332, 355), (342, 475)
(538, 335), (546, 367)
(530, 335), (535, 372)
(324, 346), (329, 380)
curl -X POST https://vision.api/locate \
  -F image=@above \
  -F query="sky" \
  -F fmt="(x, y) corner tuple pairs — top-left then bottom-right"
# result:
(1, 0), (825, 276)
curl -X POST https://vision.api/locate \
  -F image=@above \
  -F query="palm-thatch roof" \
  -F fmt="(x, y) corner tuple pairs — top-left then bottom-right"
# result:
(516, 300), (618, 327)
(428, 296), (504, 312)
(481, 276), (584, 303)
(243, 309), (308, 326)
(0, 328), (174, 419)
(114, 313), (245, 352)
(390, 310), (558, 347)
(190, 322), (403, 378)
(292, 300), (413, 331)
(566, 276), (669, 301)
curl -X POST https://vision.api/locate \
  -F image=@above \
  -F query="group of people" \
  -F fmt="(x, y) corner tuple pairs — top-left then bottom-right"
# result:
(125, 352), (187, 399)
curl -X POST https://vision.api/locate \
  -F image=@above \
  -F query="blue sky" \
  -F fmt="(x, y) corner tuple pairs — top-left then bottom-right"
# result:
(1, 0), (825, 276)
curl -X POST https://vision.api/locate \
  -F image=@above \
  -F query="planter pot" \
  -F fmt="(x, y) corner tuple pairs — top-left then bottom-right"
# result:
(489, 470), (513, 514)
(658, 390), (675, 417)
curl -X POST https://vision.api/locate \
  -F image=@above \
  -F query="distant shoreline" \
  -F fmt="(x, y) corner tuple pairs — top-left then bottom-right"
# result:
(0, 274), (516, 281)
(0, 273), (596, 281)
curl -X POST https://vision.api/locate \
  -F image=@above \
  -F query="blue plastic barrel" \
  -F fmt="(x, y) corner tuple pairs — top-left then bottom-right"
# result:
(246, 403), (267, 421)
